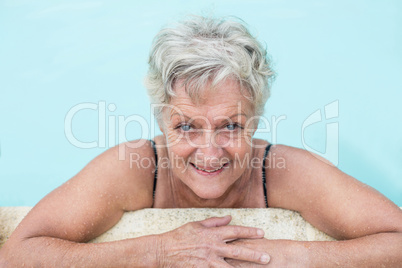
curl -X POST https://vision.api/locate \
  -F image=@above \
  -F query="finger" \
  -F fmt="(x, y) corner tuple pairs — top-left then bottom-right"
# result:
(200, 215), (232, 228)
(221, 244), (270, 265)
(217, 225), (265, 242)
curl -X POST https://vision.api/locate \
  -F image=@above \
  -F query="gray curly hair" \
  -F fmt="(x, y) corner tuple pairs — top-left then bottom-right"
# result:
(144, 15), (275, 120)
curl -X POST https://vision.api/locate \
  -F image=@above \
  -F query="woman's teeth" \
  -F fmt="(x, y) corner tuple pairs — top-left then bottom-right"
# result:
(192, 163), (227, 173)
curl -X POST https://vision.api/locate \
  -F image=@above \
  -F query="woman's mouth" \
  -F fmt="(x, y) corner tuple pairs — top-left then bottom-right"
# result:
(190, 162), (229, 175)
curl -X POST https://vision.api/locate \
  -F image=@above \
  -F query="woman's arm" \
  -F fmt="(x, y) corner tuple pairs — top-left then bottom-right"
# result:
(0, 141), (157, 266)
(267, 145), (402, 240)
(228, 231), (402, 267)
(229, 145), (402, 267)
(0, 233), (161, 267)
(0, 215), (270, 267)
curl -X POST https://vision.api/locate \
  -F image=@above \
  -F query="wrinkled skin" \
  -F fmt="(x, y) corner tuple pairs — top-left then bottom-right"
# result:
(158, 216), (271, 267)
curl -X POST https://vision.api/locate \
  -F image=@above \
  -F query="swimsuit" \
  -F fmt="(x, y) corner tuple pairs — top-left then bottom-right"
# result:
(150, 140), (272, 208)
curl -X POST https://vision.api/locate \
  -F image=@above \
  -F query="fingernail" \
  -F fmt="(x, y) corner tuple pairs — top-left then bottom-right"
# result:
(257, 229), (265, 236)
(260, 254), (270, 263)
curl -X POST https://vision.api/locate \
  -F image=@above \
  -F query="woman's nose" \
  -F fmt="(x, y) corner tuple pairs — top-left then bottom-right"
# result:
(191, 130), (224, 163)
(195, 129), (224, 152)
(200, 129), (220, 147)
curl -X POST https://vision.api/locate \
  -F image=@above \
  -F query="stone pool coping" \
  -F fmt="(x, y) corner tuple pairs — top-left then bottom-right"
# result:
(1, 207), (338, 248)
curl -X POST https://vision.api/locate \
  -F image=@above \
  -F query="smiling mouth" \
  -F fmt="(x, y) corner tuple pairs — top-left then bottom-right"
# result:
(190, 162), (229, 173)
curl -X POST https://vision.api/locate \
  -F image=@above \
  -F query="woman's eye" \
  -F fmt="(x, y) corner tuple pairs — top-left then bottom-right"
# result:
(180, 124), (191, 131)
(226, 124), (238, 130)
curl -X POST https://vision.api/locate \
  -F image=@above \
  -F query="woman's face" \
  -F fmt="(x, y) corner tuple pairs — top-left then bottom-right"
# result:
(160, 78), (257, 200)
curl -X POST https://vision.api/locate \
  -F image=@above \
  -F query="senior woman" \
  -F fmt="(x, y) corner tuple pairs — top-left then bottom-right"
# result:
(1, 16), (402, 267)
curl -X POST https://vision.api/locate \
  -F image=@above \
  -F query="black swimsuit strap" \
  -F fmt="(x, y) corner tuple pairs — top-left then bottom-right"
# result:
(150, 140), (158, 199)
(262, 144), (273, 208)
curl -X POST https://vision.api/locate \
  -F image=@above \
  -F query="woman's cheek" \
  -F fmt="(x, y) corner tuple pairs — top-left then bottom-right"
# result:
(232, 139), (253, 168)
(227, 133), (251, 149)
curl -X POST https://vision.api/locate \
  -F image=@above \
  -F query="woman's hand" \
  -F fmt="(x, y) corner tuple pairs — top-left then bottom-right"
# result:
(157, 215), (271, 267)
(226, 238), (307, 268)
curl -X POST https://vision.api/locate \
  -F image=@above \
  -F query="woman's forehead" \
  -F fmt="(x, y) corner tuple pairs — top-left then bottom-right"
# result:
(167, 78), (253, 117)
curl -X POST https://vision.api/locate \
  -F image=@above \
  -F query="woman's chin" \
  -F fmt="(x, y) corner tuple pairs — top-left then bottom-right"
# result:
(190, 184), (228, 200)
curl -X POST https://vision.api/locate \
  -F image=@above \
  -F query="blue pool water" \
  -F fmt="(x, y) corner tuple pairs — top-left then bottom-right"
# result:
(0, 0), (401, 206)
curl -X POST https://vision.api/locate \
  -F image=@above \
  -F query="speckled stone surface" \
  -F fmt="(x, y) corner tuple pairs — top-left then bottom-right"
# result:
(0, 207), (337, 248)
(90, 208), (336, 243)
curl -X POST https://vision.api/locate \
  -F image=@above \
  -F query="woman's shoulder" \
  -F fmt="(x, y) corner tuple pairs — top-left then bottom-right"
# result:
(100, 138), (157, 174)
(82, 138), (158, 211)
(264, 143), (345, 210)
(10, 139), (158, 244)
(263, 143), (335, 169)
(264, 143), (402, 240)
